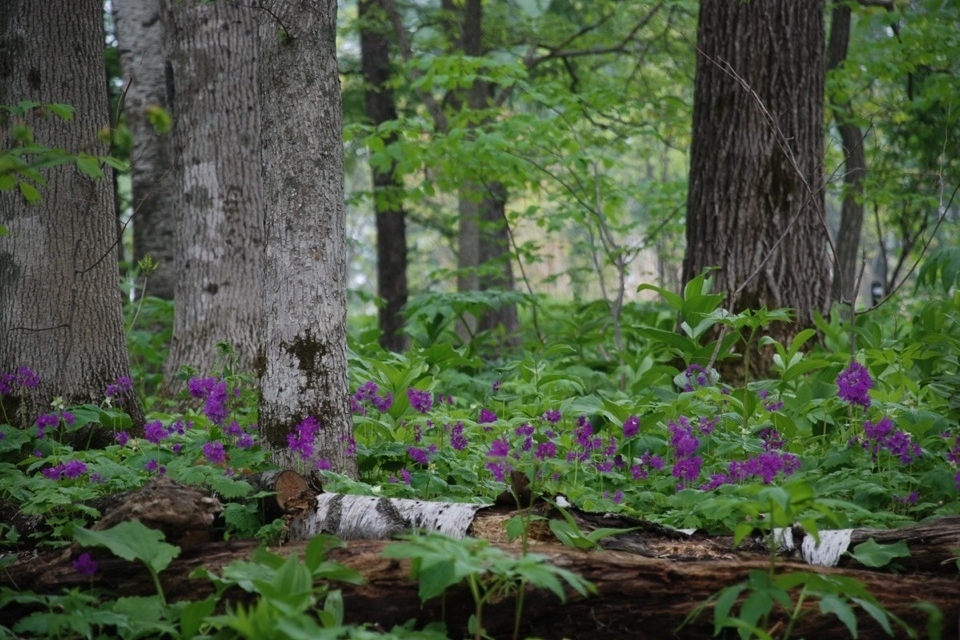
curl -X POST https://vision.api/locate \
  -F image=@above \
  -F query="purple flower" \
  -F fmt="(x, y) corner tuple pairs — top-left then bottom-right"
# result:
(491, 380), (501, 392)
(534, 441), (556, 460)
(488, 438), (510, 458)
(486, 461), (508, 482)
(287, 416), (322, 459)
(623, 415), (640, 438)
(400, 468), (412, 485)
(837, 361), (873, 408)
(672, 456), (703, 484)
(669, 418), (699, 457)
(144, 421), (169, 444)
(316, 458), (333, 471)
(408, 446), (430, 465)
(236, 433), (255, 449)
(62, 459), (88, 479)
(449, 422), (468, 451)
(759, 428), (785, 451)
(681, 364), (712, 391)
(105, 376), (133, 403)
(42, 466), (63, 480)
(542, 409), (562, 423)
(864, 416), (894, 441)
(1, 366), (41, 395)
(144, 459), (165, 474)
(115, 431), (129, 446)
(478, 408), (498, 424)
(73, 553), (98, 577)
(188, 377), (230, 425)
(372, 392), (394, 413)
(407, 388), (433, 414)
(202, 441), (226, 465)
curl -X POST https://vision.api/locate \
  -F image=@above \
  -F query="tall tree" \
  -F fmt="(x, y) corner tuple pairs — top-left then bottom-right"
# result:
(257, 0), (356, 476)
(160, 0), (264, 386)
(0, 0), (144, 428)
(359, 0), (409, 352)
(826, 1), (868, 305)
(113, 0), (177, 300)
(683, 0), (830, 369)
(447, 0), (520, 346)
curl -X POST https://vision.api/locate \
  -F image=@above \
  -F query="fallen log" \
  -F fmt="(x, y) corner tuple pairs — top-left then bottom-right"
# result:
(5, 476), (960, 638)
(3, 537), (957, 639)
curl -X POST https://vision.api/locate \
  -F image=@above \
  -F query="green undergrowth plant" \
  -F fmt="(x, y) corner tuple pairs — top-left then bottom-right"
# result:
(383, 532), (595, 640)
(682, 480), (920, 639)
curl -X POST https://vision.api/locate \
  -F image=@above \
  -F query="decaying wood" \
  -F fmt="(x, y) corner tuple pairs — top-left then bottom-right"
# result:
(4, 477), (960, 638)
(3, 537), (958, 639)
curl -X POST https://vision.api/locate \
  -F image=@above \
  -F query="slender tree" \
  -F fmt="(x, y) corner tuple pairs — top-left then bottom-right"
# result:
(826, 2), (868, 305)
(0, 0), (144, 429)
(160, 0), (264, 387)
(683, 0), (830, 373)
(359, 0), (409, 352)
(257, 0), (356, 476)
(113, 0), (177, 300)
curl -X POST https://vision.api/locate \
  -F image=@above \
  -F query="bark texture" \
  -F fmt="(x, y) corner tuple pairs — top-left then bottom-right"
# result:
(359, 0), (410, 352)
(257, 0), (356, 477)
(826, 2), (868, 305)
(0, 0), (144, 429)
(161, 0), (264, 387)
(683, 1), (830, 365)
(447, 0), (520, 349)
(113, 0), (177, 300)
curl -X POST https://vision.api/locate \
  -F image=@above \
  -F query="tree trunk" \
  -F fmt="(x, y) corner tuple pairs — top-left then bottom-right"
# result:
(826, 3), (868, 306)
(257, 0), (356, 478)
(113, 0), (178, 301)
(359, 0), (410, 353)
(160, 0), (264, 389)
(0, 0), (144, 430)
(683, 0), (830, 376)
(449, 0), (520, 350)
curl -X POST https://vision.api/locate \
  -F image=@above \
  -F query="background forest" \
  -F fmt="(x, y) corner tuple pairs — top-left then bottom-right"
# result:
(1, 0), (960, 638)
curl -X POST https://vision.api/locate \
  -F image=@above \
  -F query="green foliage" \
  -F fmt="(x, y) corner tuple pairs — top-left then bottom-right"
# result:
(384, 532), (595, 639)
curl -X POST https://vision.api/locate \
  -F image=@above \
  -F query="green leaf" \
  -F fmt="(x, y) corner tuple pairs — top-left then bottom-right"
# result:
(178, 597), (217, 638)
(47, 103), (75, 121)
(548, 518), (597, 550)
(849, 538), (911, 568)
(18, 181), (41, 202)
(75, 154), (104, 179)
(819, 594), (858, 638)
(73, 521), (180, 574)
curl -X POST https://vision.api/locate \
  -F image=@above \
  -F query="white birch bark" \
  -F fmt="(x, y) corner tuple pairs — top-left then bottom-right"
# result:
(257, 0), (356, 477)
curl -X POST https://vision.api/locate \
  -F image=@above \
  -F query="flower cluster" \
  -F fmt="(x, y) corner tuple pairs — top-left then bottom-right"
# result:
(105, 376), (134, 406)
(36, 411), (74, 438)
(42, 459), (88, 480)
(837, 361), (873, 408)
(188, 377), (230, 425)
(352, 381), (393, 415)
(407, 388), (433, 414)
(287, 415), (322, 460)
(679, 364), (714, 392)
(850, 416), (921, 465)
(0, 366), (40, 395)
(669, 417), (702, 486)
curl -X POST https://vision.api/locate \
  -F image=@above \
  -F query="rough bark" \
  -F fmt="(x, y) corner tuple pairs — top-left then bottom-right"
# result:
(6, 520), (959, 639)
(161, 0), (264, 389)
(826, 2), (868, 305)
(359, 0), (410, 352)
(0, 0), (144, 430)
(447, 0), (520, 349)
(257, 0), (356, 477)
(683, 0), (831, 375)
(112, 0), (177, 300)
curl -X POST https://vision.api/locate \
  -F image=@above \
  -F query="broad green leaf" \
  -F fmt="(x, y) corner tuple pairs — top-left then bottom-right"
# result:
(849, 538), (911, 568)
(73, 521), (180, 574)
(819, 594), (858, 638)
